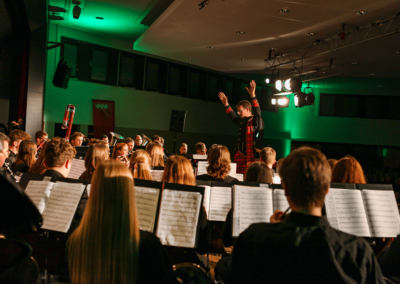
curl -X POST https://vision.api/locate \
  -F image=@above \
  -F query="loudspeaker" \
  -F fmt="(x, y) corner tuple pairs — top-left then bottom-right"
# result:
(169, 110), (187, 133)
(52, 60), (71, 89)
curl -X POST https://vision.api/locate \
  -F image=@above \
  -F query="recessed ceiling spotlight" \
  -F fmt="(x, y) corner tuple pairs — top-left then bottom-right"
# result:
(279, 9), (290, 13)
(351, 62), (358, 65)
(240, 59), (245, 61)
(95, 17), (104, 20)
(355, 11), (367, 15)
(228, 69), (233, 71)
(207, 46), (215, 49)
(305, 32), (316, 36)
(396, 51), (399, 54)
(269, 48), (276, 51)
(369, 73), (375, 76)
(186, 57), (192, 60)
(236, 31), (246, 34)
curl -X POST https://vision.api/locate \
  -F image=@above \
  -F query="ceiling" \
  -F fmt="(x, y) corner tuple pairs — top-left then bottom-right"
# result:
(49, 0), (400, 78)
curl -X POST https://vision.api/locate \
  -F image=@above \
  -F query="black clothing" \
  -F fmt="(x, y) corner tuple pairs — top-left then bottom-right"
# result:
(43, 169), (65, 178)
(223, 212), (385, 284)
(11, 162), (30, 174)
(5, 150), (17, 165)
(196, 174), (238, 184)
(221, 209), (234, 247)
(378, 235), (400, 282)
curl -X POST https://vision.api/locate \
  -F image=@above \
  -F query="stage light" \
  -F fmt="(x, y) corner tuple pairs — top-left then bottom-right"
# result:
(290, 77), (302, 92)
(271, 98), (277, 105)
(72, 1), (82, 19)
(271, 95), (289, 108)
(265, 78), (270, 84)
(295, 90), (315, 108)
(275, 80), (282, 91)
(284, 79), (291, 91)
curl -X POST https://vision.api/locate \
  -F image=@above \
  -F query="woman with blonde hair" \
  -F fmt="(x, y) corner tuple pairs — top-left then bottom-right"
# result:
(146, 142), (165, 168)
(29, 141), (48, 174)
(197, 145), (238, 183)
(79, 143), (109, 180)
(67, 160), (176, 284)
(331, 156), (367, 184)
(129, 150), (153, 180)
(11, 140), (37, 173)
(162, 155), (196, 186)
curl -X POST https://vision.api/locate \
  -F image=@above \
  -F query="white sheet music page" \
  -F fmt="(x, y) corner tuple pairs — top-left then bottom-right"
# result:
(150, 170), (164, 182)
(236, 174), (244, 182)
(41, 182), (85, 233)
(229, 163), (237, 178)
(362, 190), (400, 237)
(134, 186), (160, 233)
(197, 186), (211, 219)
(273, 173), (281, 184)
(232, 186), (273, 237)
(25, 181), (55, 214)
(156, 189), (201, 248)
(196, 161), (208, 176)
(273, 189), (290, 212)
(67, 159), (86, 179)
(328, 188), (371, 237)
(193, 154), (207, 160)
(324, 189), (338, 230)
(209, 187), (232, 221)
(86, 184), (91, 197)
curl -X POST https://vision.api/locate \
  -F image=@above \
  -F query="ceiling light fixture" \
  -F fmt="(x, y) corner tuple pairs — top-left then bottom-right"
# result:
(295, 85), (315, 108)
(236, 31), (246, 34)
(95, 17), (104, 20)
(305, 33), (316, 36)
(265, 78), (270, 84)
(355, 11), (367, 15)
(228, 69), (233, 71)
(186, 57), (192, 60)
(207, 46), (215, 49)
(279, 9), (290, 13)
(72, 0), (82, 19)
(275, 80), (283, 91)
(351, 62), (358, 65)
(271, 96), (289, 108)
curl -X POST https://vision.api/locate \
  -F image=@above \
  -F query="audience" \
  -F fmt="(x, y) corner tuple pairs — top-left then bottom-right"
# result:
(29, 141), (48, 175)
(43, 137), (77, 178)
(179, 143), (188, 155)
(70, 132), (84, 147)
(197, 145), (238, 183)
(67, 160), (176, 284)
(11, 140), (37, 173)
(146, 142), (165, 168)
(6, 129), (31, 165)
(0, 132), (10, 168)
(195, 142), (207, 155)
(331, 156), (367, 184)
(79, 143), (109, 180)
(129, 150), (153, 180)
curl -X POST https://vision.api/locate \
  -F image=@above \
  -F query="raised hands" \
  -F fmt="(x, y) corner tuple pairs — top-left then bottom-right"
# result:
(218, 92), (229, 106)
(245, 80), (256, 97)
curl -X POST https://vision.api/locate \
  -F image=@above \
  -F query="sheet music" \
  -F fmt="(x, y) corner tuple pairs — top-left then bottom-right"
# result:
(273, 189), (290, 212)
(197, 185), (211, 219)
(273, 173), (281, 184)
(156, 189), (201, 248)
(193, 154), (207, 160)
(362, 190), (400, 237)
(68, 159), (86, 179)
(134, 186), (160, 233)
(86, 184), (91, 197)
(236, 174), (244, 182)
(326, 188), (371, 237)
(233, 186), (273, 237)
(324, 189), (338, 229)
(150, 170), (164, 182)
(41, 182), (85, 233)
(209, 187), (232, 221)
(196, 161), (237, 178)
(25, 181), (55, 214)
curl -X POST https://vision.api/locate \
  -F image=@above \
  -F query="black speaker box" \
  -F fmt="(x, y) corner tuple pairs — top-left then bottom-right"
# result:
(52, 60), (71, 89)
(169, 110), (187, 133)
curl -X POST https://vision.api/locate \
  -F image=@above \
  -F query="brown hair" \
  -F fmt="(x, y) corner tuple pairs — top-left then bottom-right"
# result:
(146, 142), (165, 167)
(331, 157), (366, 184)
(260, 147), (276, 166)
(44, 137), (77, 168)
(9, 129), (31, 144)
(162, 155), (196, 186)
(67, 160), (140, 284)
(80, 144), (109, 180)
(35, 130), (48, 140)
(30, 141), (48, 174)
(70, 132), (84, 141)
(129, 150), (153, 180)
(124, 137), (134, 144)
(14, 141), (37, 168)
(327, 159), (337, 169)
(0, 133), (10, 152)
(112, 143), (128, 159)
(245, 162), (273, 183)
(236, 100), (252, 112)
(206, 145), (231, 180)
(195, 142), (206, 153)
(279, 147), (331, 208)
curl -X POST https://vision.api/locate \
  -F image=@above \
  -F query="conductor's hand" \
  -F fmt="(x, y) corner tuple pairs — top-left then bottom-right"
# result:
(270, 210), (284, 224)
(218, 92), (229, 107)
(245, 80), (256, 98)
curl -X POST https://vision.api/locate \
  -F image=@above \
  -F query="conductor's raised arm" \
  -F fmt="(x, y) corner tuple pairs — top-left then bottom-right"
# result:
(245, 80), (256, 98)
(218, 92), (229, 107)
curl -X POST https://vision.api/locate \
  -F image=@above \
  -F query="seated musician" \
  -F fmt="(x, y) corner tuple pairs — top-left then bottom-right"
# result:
(29, 141), (48, 175)
(197, 145), (238, 183)
(0, 132), (10, 168)
(124, 137), (135, 155)
(11, 140), (37, 173)
(34, 130), (48, 158)
(146, 142), (165, 169)
(112, 143), (129, 167)
(331, 156), (366, 184)
(79, 143), (109, 181)
(100, 134), (108, 143)
(129, 150), (153, 180)
(67, 160), (176, 284)
(259, 146), (276, 171)
(179, 143), (188, 155)
(135, 135), (143, 146)
(6, 129), (31, 165)
(43, 137), (76, 178)
(153, 135), (169, 161)
(216, 147), (384, 284)
(70, 132), (84, 147)
(195, 142), (207, 155)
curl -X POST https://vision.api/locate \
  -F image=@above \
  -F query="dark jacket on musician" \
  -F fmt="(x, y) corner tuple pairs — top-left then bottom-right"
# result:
(196, 174), (239, 184)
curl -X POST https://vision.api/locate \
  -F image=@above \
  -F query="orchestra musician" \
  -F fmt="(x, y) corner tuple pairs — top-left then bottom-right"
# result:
(129, 150), (153, 180)
(112, 143), (130, 167)
(10, 140), (37, 174)
(0, 133), (10, 168)
(70, 132), (84, 147)
(35, 130), (48, 159)
(146, 142), (165, 169)
(6, 129), (31, 165)
(124, 137), (135, 155)
(79, 143), (109, 180)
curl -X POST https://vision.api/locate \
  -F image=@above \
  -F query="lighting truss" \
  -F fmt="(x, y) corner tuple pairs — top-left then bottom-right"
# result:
(264, 13), (400, 70)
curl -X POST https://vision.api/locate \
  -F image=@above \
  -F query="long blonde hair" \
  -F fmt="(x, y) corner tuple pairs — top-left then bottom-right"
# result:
(80, 143), (109, 180)
(146, 142), (165, 167)
(29, 141), (48, 174)
(67, 160), (140, 284)
(162, 155), (196, 186)
(14, 140), (37, 168)
(129, 150), (153, 180)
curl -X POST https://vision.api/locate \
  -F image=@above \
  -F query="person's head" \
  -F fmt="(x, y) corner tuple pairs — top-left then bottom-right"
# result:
(70, 132), (84, 147)
(100, 134), (109, 143)
(162, 155), (196, 186)
(245, 162), (273, 183)
(29, 141), (48, 175)
(17, 118), (24, 125)
(260, 147), (276, 168)
(14, 140), (37, 168)
(44, 137), (77, 176)
(135, 135), (142, 146)
(207, 144), (219, 160)
(81, 143), (109, 180)
(129, 150), (152, 180)
(112, 143), (128, 159)
(146, 142), (165, 167)
(331, 157), (366, 184)
(67, 160), (139, 284)
(35, 130), (48, 146)
(328, 159), (338, 170)
(8, 129), (31, 152)
(124, 138), (134, 152)
(207, 145), (231, 180)
(195, 142), (207, 155)
(153, 135), (164, 146)
(236, 100), (252, 118)
(179, 143), (188, 154)
(0, 133), (10, 167)
(279, 147), (331, 210)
